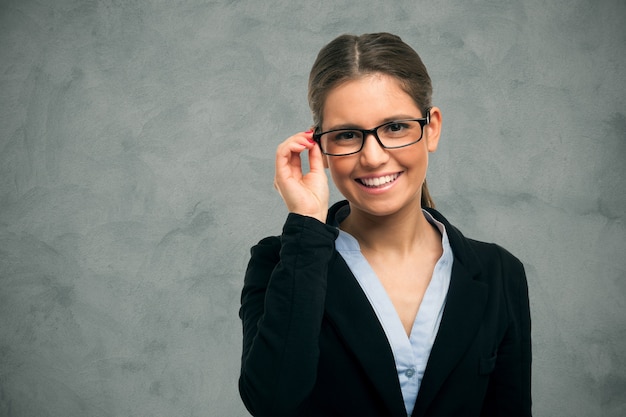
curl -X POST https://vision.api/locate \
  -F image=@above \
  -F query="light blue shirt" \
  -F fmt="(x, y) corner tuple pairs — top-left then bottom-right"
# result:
(334, 210), (453, 416)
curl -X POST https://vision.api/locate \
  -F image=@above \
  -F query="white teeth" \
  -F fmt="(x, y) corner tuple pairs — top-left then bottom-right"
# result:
(360, 173), (399, 187)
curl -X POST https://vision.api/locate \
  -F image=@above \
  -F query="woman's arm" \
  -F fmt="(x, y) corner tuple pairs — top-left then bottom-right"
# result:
(239, 130), (333, 416)
(239, 213), (338, 416)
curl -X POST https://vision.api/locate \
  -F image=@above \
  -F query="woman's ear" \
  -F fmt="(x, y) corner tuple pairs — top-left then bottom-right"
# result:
(425, 106), (442, 153)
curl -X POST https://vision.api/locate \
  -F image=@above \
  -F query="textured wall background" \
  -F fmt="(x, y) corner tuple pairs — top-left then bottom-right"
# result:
(1, 0), (624, 416)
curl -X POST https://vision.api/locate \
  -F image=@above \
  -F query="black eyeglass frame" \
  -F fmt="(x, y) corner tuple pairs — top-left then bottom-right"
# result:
(312, 109), (431, 156)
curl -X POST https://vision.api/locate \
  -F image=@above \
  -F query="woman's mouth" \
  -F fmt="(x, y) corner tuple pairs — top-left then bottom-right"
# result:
(356, 173), (401, 188)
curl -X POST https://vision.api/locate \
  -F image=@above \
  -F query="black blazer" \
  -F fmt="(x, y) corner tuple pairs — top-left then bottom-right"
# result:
(239, 201), (531, 416)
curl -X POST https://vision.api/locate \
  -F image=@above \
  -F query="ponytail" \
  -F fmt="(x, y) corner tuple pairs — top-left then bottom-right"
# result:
(421, 180), (435, 208)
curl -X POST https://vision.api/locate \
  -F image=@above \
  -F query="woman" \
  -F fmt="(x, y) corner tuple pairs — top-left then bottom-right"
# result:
(239, 32), (531, 417)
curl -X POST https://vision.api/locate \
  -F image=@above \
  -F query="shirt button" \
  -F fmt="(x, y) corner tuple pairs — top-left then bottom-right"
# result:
(405, 368), (416, 378)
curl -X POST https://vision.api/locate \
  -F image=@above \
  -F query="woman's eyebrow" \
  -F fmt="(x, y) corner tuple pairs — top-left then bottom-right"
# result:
(324, 114), (420, 131)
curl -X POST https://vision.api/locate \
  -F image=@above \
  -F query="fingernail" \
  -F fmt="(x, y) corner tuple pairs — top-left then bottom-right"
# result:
(304, 128), (313, 134)
(307, 137), (315, 143)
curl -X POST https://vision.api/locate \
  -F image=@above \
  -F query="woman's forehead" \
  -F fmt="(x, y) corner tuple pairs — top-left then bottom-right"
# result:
(322, 74), (421, 128)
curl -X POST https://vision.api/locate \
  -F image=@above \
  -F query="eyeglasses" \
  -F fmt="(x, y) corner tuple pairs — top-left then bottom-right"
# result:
(312, 110), (430, 156)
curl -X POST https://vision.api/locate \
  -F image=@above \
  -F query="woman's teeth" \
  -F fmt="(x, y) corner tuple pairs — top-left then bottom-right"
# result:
(359, 173), (399, 188)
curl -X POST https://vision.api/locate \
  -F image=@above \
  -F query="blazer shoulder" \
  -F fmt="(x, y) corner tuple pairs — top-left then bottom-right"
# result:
(467, 237), (522, 261)
(466, 238), (525, 275)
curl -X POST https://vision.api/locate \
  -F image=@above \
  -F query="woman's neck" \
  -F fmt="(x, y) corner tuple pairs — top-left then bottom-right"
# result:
(340, 200), (440, 256)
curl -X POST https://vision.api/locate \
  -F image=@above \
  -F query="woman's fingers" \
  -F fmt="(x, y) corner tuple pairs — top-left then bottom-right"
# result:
(275, 132), (313, 183)
(273, 130), (328, 222)
(307, 135), (325, 174)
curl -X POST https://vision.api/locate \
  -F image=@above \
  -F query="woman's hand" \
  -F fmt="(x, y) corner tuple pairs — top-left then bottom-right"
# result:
(274, 130), (329, 223)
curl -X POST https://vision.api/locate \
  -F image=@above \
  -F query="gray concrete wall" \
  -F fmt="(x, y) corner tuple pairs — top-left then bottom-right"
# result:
(1, 1), (624, 416)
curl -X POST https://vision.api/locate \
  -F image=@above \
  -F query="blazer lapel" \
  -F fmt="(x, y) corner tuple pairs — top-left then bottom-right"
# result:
(413, 209), (488, 415)
(324, 253), (407, 417)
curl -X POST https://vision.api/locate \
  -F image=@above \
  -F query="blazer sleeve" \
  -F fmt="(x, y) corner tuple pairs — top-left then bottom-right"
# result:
(238, 213), (338, 416)
(481, 248), (532, 416)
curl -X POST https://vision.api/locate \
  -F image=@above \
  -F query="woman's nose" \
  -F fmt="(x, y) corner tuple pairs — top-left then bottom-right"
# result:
(359, 133), (389, 167)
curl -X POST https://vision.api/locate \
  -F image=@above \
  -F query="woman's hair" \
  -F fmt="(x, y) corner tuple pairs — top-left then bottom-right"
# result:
(308, 32), (435, 208)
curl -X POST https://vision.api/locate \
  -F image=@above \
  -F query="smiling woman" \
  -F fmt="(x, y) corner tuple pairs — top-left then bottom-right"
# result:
(238, 32), (531, 417)
(318, 73), (439, 220)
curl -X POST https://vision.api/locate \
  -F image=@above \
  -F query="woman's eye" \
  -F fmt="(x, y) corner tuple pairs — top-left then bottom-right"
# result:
(332, 131), (359, 141)
(383, 122), (411, 137)
(387, 123), (407, 132)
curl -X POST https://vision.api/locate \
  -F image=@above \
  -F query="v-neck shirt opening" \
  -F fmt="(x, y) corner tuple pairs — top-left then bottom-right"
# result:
(334, 208), (453, 416)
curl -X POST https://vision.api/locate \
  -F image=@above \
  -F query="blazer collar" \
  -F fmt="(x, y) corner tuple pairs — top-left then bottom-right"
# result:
(422, 207), (483, 278)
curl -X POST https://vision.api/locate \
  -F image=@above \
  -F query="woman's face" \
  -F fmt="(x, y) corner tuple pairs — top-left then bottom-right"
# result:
(321, 73), (441, 218)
